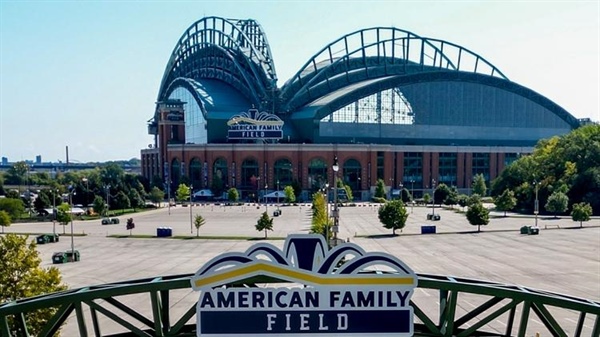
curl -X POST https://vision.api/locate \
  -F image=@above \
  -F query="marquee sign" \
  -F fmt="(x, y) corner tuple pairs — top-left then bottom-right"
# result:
(191, 234), (417, 336)
(227, 108), (284, 140)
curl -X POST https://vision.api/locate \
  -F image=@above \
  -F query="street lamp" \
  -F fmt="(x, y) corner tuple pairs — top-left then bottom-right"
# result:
(265, 183), (268, 213)
(52, 189), (58, 237)
(82, 177), (88, 214)
(533, 181), (539, 228)
(189, 184), (193, 234)
(398, 183), (403, 201)
(276, 179), (280, 212)
(68, 189), (76, 262)
(332, 156), (340, 246)
(104, 185), (111, 218)
(321, 183), (330, 247)
(410, 179), (415, 213)
(431, 179), (436, 217)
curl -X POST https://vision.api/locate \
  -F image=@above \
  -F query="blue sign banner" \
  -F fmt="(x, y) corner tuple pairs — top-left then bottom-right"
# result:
(191, 235), (417, 337)
(228, 129), (283, 140)
(199, 310), (412, 334)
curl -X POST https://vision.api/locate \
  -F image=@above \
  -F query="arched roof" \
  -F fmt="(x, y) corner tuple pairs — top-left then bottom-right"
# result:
(153, 17), (580, 144)
(290, 71), (580, 129)
(157, 16), (277, 106)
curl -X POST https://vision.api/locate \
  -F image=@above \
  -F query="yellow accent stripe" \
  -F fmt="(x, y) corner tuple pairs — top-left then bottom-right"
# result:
(193, 262), (415, 288)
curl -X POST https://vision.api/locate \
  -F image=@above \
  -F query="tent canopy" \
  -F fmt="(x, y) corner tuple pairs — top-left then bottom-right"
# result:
(193, 189), (214, 197)
(264, 191), (285, 199)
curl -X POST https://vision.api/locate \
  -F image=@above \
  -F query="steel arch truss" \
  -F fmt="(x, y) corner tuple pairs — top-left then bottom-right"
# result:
(158, 16), (277, 105)
(280, 27), (507, 112)
(1, 273), (598, 337)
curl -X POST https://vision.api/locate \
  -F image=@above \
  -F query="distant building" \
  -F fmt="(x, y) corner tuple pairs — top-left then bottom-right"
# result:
(1, 157), (7, 166)
(141, 16), (582, 201)
(35, 155), (42, 164)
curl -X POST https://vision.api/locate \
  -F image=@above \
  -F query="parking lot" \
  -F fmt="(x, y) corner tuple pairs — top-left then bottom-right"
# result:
(3, 203), (600, 335)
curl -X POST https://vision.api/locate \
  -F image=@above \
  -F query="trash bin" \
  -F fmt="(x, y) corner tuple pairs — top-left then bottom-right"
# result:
(52, 252), (67, 264)
(528, 226), (540, 235)
(111, 218), (120, 224)
(426, 214), (433, 220)
(432, 214), (441, 221)
(520, 226), (530, 234)
(36, 235), (49, 244)
(47, 234), (59, 243)
(273, 210), (279, 217)
(65, 250), (80, 262)
(421, 225), (436, 234)
(166, 227), (173, 237)
(101, 218), (111, 225)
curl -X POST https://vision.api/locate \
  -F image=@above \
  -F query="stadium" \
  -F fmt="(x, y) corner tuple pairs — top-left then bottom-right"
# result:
(140, 16), (581, 200)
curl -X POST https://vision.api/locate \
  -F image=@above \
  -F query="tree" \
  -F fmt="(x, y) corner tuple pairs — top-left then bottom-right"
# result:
(472, 174), (487, 196)
(126, 218), (135, 236)
(5, 161), (28, 190)
(466, 201), (490, 232)
(255, 212), (274, 238)
(0, 210), (11, 233)
(423, 193), (431, 204)
(176, 183), (191, 202)
(0, 234), (68, 336)
(227, 188), (239, 203)
(5, 190), (20, 199)
(149, 186), (165, 206)
(311, 192), (330, 239)
(56, 203), (71, 234)
(33, 191), (51, 215)
(374, 179), (386, 199)
(545, 191), (569, 218)
(114, 191), (131, 214)
(93, 195), (107, 217)
(400, 188), (412, 203)
(194, 214), (206, 237)
(491, 125), (600, 214)
(457, 194), (469, 210)
(494, 189), (517, 216)
(378, 200), (408, 235)
(467, 194), (481, 207)
(284, 185), (296, 203)
(571, 202), (592, 228)
(343, 183), (354, 203)
(0, 197), (24, 220)
(127, 189), (143, 211)
(443, 187), (459, 208)
(434, 183), (450, 205)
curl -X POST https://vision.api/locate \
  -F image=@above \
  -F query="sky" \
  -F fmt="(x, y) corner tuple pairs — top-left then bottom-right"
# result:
(1, 1), (598, 163)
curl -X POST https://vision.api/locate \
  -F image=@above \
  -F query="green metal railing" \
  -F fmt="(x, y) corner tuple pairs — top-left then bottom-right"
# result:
(1, 273), (599, 336)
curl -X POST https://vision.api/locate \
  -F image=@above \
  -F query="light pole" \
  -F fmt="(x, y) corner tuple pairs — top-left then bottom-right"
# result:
(410, 179), (415, 213)
(82, 177), (88, 214)
(189, 184), (193, 234)
(69, 189), (76, 262)
(533, 181), (539, 228)
(265, 183), (268, 213)
(321, 183), (330, 247)
(104, 185), (111, 218)
(276, 179), (280, 212)
(332, 156), (340, 246)
(52, 189), (57, 237)
(431, 179), (436, 217)
(398, 183), (403, 201)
